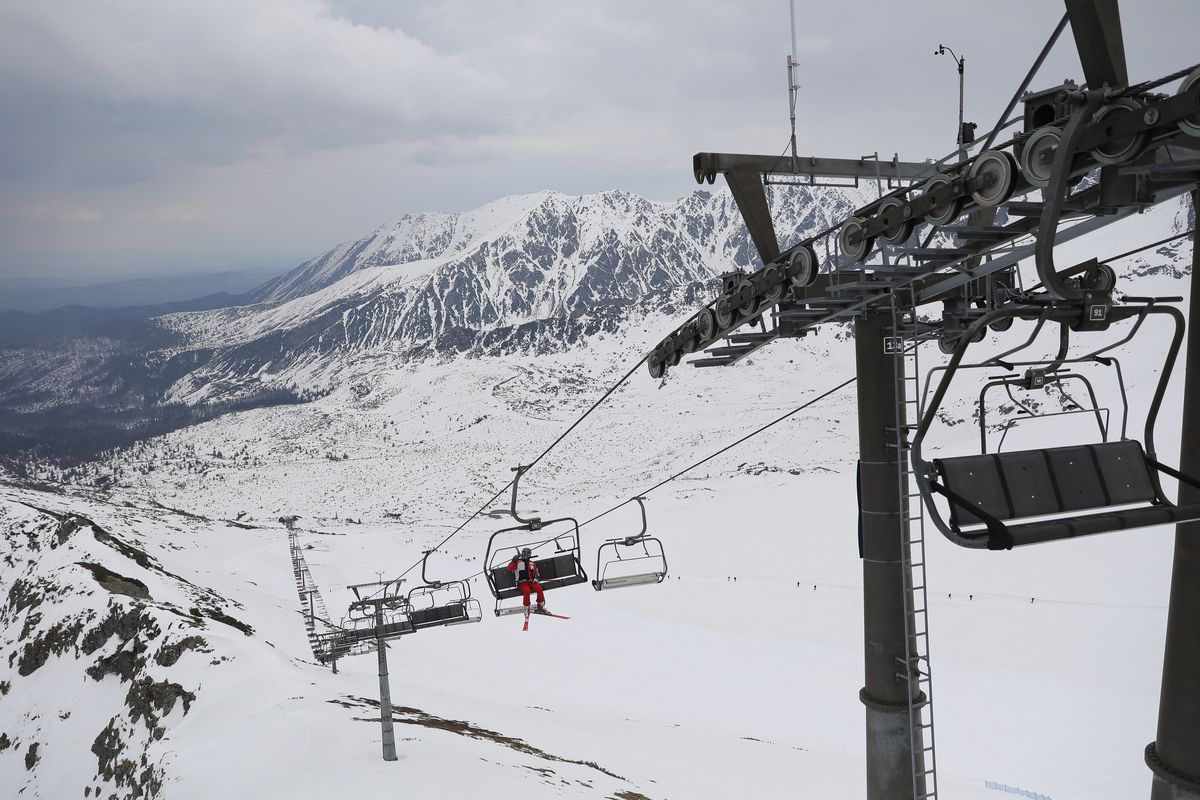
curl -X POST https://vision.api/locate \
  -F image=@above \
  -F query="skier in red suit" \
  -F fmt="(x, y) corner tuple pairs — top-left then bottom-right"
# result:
(508, 547), (545, 612)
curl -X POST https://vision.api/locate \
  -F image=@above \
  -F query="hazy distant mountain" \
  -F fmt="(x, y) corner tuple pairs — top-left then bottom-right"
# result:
(0, 293), (247, 346)
(0, 268), (284, 312)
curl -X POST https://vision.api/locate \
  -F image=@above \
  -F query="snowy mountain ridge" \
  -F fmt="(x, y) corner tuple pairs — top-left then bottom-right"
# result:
(0, 184), (877, 417)
(150, 184), (874, 403)
(178, 185), (875, 341)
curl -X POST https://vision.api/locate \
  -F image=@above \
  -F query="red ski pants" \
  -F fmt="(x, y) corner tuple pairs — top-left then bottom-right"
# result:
(519, 581), (545, 607)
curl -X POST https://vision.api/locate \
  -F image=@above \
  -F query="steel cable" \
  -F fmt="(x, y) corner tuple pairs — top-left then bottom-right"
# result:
(451, 373), (858, 586)
(381, 351), (651, 593)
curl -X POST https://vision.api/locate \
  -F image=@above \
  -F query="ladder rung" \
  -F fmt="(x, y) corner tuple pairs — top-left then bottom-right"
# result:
(943, 224), (1017, 241)
(705, 345), (757, 357)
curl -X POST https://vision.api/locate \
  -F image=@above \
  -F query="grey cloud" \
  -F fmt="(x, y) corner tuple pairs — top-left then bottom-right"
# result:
(1, 0), (1199, 282)
(0, 0), (515, 185)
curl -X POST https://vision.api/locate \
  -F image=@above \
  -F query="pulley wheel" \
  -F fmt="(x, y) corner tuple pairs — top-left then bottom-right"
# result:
(695, 308), (717, 342)
(734, 280), (757, 316)
(838, 216), (874, 262)
(937, 335), (960, 355)
(988, 316), (1014, 332)
(875, 196), (915, 246)
(675, 324), (699, 354)
(714, 295), (734, 328)
(788, 244), (819, 288)
(1091, 98), (1148, 166)
(1085, 263), (1117, 291)
(969, 150), (1018, 207)
(1178, 67), (1200, 138)
(760, 264), (786, 304)
(970, 325), (987, 344)
(1021, 126), (1062, 188)
(648, 357), (665, 379)
(922, 174), (963, 226)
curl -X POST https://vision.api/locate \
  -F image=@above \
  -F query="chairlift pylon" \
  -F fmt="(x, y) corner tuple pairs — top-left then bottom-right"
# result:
(592, 497), (668, 591)
(483, 465), (587, 616)
(912, 299), (1200, 550)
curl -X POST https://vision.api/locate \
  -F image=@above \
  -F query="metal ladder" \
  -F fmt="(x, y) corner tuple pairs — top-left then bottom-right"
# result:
(889, 288), (940, 800)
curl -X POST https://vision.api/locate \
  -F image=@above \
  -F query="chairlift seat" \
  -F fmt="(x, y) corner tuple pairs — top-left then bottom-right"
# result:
(489, 554), (587, 600)
(590, 499), (667, 591)
(410, 602), (474, 629)
(341, 618), (413, 642)
(932, 440), (1200, 548)
(592, 572), (666, 591)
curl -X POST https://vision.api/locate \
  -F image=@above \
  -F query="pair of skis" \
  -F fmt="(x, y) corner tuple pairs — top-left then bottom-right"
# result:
(522, 606), (569, 631)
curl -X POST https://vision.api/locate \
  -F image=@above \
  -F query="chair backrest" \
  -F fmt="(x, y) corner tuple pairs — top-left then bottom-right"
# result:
(411, 603), (467, 629)
(934, 440), (1159, 528)
(534, 554), (579, 581)
(492, 554), (579, 587)
(490, 554), (584, 598)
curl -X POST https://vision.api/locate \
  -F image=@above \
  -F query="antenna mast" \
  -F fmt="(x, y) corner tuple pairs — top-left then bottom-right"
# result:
(787, 0), (800, 172)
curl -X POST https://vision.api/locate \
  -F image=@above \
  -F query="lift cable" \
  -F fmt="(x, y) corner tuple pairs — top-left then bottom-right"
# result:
(1024, 229), (1195, 294)
(1106, 229), (1194, 264)
(575, 375), (858, 530)
(378, 351), (652, 595)
(449, 373), (858, 587)
(410, 227), (1193, 590)
(980, 12), (1069, 152)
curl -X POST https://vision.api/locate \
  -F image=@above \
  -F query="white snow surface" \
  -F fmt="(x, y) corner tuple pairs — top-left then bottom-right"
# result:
(1, 190), (1195, 799)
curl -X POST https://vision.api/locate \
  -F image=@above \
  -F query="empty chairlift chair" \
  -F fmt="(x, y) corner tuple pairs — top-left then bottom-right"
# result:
(340, 606), (414, 644)
(911, 300), (1200, 550)
(405, 550), (482, 630)
(484, 465), (588, 616)
(592, 497), (668, 591)
(340, 579), (415, 643)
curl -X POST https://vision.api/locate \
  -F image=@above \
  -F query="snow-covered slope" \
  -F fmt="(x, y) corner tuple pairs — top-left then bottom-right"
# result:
(2, 187), (1195, 799)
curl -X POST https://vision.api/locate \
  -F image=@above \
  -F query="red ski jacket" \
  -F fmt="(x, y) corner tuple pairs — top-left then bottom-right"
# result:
(508, 557), (539, 584)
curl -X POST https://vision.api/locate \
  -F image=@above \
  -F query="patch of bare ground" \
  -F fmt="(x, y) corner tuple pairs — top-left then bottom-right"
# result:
(332, 695), (639, 786)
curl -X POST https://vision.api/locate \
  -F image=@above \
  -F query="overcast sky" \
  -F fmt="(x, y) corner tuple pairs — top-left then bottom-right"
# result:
(1, 0), (1197, 283)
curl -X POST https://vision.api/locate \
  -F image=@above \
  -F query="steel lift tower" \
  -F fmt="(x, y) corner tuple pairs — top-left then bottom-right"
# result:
(644, 2), (1200, 797)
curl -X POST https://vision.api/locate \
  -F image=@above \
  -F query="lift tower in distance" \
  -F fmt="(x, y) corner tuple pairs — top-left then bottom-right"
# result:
(643, 1), (1200, 797)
